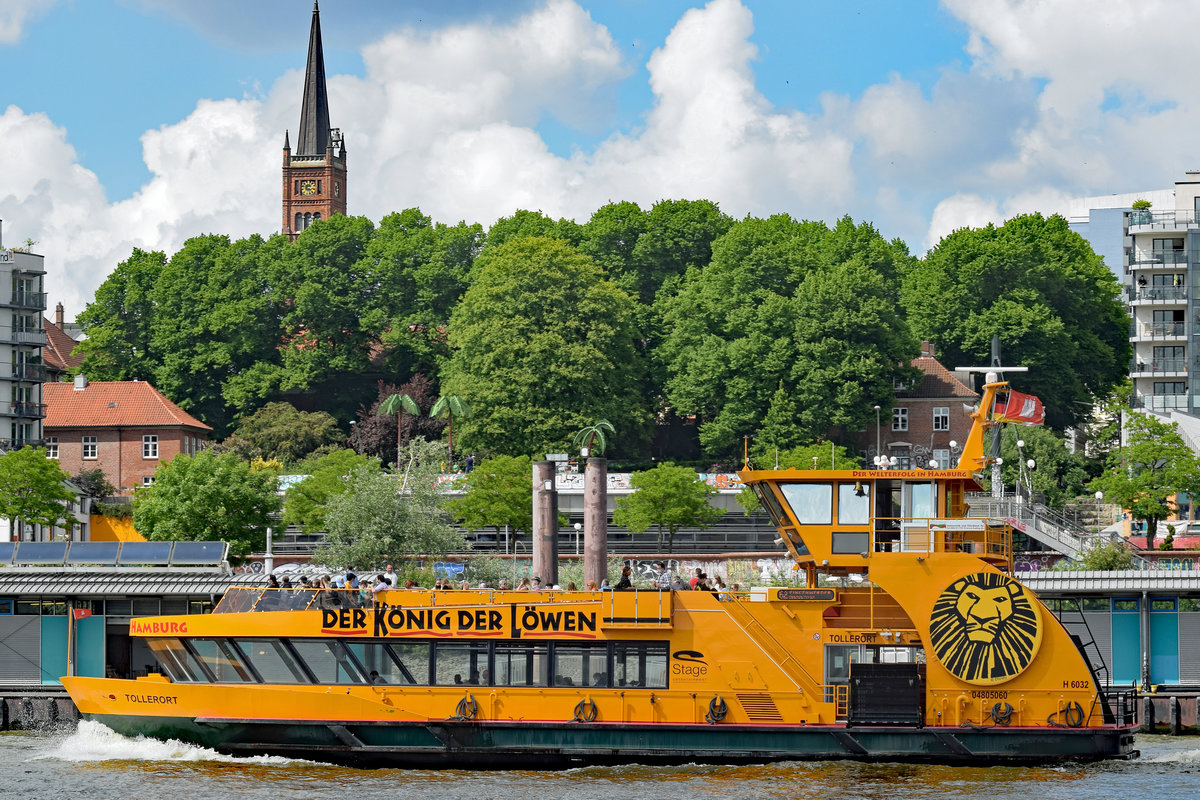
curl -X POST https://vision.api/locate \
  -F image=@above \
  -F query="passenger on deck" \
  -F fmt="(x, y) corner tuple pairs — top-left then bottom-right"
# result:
(516, 577), (532, 590)
(655, 562), (671, 591)
(498, 579), (509, 590)
(585, 580), (598, 591)
(614, 566), (633, 591)
(375, 575), (390, 593)
(600, 578), (610, 589)
(531, 577), (544, 591)
(567, 582), (578, 591)
(690, 568), (703, 589)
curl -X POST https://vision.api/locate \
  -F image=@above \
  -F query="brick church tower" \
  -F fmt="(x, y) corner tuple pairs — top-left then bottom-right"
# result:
(282, 1), (347, 239)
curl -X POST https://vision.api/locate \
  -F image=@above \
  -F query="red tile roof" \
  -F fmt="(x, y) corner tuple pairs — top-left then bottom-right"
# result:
(899, 355), (979, 400)
(43, 380), (212, 431)
(42, 317), (84, 373)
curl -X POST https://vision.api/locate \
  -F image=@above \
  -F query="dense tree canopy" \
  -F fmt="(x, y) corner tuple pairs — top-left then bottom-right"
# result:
(223, 402), (345, 467)
(447, 454), (534, 539)
(283, 449), (382, 534)
(903, 213), (1130, 429)
(441, 236), (648, 456)
(658, 215), (919, 458)
(613, 462), (724, 553)
(75, 248), (166, 382)
(0, 447), (77, 534)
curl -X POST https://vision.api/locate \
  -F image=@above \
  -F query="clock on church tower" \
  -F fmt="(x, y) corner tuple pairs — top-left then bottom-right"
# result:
(282, 1), (347, 240)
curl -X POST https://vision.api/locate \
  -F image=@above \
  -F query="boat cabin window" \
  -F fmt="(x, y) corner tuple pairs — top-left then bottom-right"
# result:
(290, 639), (367, 684)
(778, 483), (832, 525)
(753, 484), (790, 529)
(147, 638), (207, 682)
(188, 638), (255, 683)
(494, 642), (550, 686)
(555, 644), (608, 687)
(232, 638), (309, 683)
(906, 482), (935, 519)
(838, 482), (870, 525)
(434, 642), (489, 686)
(385, 642), (432, 685)
(612, 642), (668, 689)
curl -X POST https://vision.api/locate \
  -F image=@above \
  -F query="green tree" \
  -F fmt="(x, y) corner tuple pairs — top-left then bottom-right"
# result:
(995, 425), (1089, 508)
(658, 215), (918, 459)
(132, 450), (281, 559)
(224, 401), (344, 467)
(613, 462), (724, 552)
(75, 248), (166, 381)
(1090, 412), (1200, 549)
(1054, 541), (1139, 571)
(283, 449), (381, 534)
(484, 209), (582, 252)
(447, 454), (533, 543)
(903, 213), (1131, 429)
(350, 375), (444, 465)
(71, 467), (116, 499)
(0, 447), (77, 535)
(316, 438), (464, 569)
(441, 236), (648, 456)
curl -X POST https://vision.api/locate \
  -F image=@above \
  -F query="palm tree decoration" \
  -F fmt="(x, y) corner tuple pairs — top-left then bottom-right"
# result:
(379, 392), (419, 464)
(431, 394), (471, 461)
(571, 419), (615, 458)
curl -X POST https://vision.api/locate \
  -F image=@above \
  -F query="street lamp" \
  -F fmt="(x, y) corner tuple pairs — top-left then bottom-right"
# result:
(874, 405), (881, 463)
(1095, 490), (1104, 534)
(574, 522), (582, 555)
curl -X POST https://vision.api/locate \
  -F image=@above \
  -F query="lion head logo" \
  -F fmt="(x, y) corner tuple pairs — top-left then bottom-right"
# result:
(929, 572), (1042, 686)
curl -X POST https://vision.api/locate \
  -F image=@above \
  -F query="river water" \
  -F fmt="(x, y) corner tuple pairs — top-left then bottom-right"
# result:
(4, 723), (1200, 800)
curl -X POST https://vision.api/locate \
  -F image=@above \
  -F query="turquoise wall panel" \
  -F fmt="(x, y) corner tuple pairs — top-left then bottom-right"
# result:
(76, 616), (107, 678)
(40, 617), (68, 685)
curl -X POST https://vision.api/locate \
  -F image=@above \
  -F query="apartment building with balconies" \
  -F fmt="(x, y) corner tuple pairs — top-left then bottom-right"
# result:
(0, 222), (47, 451)
(1069, 173), (1200, 418)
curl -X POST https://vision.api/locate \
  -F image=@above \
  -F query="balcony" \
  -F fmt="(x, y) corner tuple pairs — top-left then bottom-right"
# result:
(1129, 285), (1187, 304)
(1132, 394), (1191, 411)
(0, 438), (42, 451)
(6, 401), (47, 418)
(10, 363), (48, 381)
(1132, 358), (1188, 376)
(1128, 250), (1188, 268)
(2, 329), (47, 346)
(4, 290), (47, 311)
(1130, 321), (1187, 340)
(1128, 210), (1200, 232)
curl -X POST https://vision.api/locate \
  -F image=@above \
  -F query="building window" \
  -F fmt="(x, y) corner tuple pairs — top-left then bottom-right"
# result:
(82, 436), (97, 460)
(892, 407), (908, 431)
(933, 407), (949, 431)
(933, 448), (950, 468)
(1154, 381), (1187, 395)
(143, 434), (159, 459)
(142, 476), (155, 488)
(45, 437), (58, 459)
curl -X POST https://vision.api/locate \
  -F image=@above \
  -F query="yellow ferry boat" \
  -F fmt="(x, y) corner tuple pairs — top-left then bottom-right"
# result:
(61, 379), (1138, 766)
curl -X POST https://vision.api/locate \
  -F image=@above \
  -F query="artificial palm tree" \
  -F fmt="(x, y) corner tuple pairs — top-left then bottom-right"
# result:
(571, 419), (615, 457)
(379, 392), (419, 465)
(431, 394), (471, 462)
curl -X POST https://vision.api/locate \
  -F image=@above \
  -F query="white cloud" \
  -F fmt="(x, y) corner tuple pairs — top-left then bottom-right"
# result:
(0, 0), (56, 44)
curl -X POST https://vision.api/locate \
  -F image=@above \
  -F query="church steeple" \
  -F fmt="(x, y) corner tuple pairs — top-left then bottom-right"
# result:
(296, 1), (331, 158)
(281, 0), (347, 240)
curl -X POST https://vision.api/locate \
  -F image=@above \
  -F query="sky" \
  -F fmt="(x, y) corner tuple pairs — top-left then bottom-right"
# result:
(0, 0), (1196, 317)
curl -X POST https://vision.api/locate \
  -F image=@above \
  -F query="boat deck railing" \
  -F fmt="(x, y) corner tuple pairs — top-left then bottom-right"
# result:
(869, 516), (1011, 563)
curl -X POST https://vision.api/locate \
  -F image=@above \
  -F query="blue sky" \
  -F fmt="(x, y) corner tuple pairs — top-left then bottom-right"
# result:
(1, 0), (1197, 315)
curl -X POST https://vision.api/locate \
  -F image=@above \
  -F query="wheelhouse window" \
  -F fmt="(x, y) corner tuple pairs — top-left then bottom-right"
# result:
(82, 435), (97, 460)
(892, 407), (908, 431)
(778, 483), (832, 525)
(147, 638), (207, 682)
(837, 482), (870, 525)
(143, 434), (159, 459)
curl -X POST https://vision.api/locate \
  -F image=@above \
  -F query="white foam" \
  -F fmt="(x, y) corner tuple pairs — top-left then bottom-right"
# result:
(35, 720), (303, 766)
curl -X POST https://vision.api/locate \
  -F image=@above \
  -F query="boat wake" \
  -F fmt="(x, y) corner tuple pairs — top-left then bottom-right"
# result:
(36, 720), (304, 766)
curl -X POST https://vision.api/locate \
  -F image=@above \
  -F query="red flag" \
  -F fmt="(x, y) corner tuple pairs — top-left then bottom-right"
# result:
(72, 608), (92, 620)
(994, 389), (1045, 425)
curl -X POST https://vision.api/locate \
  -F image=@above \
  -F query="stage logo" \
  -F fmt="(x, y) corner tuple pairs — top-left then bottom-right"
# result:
(929, 572), (1042, 686)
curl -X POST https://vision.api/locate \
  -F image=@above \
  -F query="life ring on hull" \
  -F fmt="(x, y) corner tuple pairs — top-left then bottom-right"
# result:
(705, 696), (728, 724)
(573, 698), (598, 723)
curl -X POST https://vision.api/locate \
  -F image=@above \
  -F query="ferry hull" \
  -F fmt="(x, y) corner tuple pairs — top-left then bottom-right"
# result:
(82, 713), (1137, 768)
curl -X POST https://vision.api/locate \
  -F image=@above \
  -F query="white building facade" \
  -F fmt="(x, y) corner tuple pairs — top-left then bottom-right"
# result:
(1069, 173), (1200, 417)
(0, 221), (47, 450)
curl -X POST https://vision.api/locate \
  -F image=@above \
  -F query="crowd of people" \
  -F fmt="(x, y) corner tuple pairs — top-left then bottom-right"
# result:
(258, 561), (740, 609)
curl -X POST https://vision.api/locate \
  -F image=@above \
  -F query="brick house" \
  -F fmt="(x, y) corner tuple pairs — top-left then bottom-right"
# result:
(863, 342), (979, 469)
(43, 377), (212, 495)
